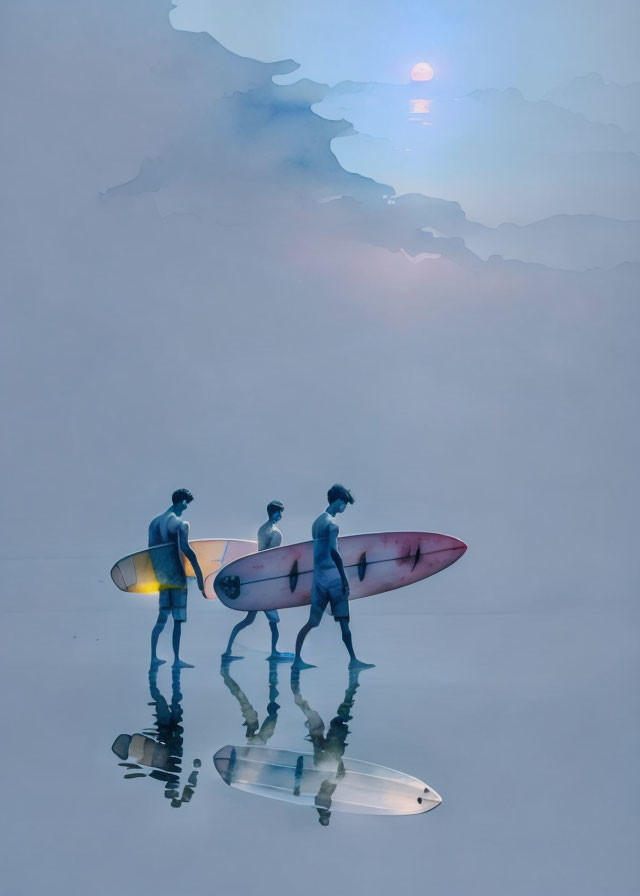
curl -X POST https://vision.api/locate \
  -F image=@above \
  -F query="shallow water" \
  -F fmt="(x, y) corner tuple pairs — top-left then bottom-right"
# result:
(1, 556), (637, 895)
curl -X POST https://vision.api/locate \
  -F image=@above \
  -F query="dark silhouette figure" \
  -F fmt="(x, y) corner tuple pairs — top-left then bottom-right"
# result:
(292, 484), (373, 670)
(111, 665), (201, 808)
(291, 666), (364, 825)
(149, 488), (206, 669)
(220, 656), (282, 745)
(223, 500), (293, 661)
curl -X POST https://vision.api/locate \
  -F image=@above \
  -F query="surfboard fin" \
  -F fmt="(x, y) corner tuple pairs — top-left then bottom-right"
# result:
(293, 754), (304, 795)
(289, 560), (299, 593)
(218, 575), (241, 600)
(357, 552), (367, 581)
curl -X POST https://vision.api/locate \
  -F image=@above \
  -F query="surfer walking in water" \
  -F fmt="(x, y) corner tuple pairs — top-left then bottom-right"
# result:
(222, 501), (293, 661)
(149, 488), (205, 669)
(291, 484), (374, 671)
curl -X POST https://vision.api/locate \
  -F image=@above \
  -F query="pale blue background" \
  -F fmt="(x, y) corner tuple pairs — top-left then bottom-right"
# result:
(0, 1), (638, 893)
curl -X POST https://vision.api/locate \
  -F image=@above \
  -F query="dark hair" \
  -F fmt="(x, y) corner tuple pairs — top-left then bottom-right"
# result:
(172, 488), (194, 505)
(267, 500), (284, 518)
(327, 484), (354, 505)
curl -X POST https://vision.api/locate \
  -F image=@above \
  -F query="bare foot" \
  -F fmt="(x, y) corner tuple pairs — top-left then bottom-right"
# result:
(173, 659), (194, 669)
(150, 657), (166, 667)
(221, 653), (244, 662)
(291, 658), (316, 670)
(268, 652), (294, 662)
(348, 659), (375, 670)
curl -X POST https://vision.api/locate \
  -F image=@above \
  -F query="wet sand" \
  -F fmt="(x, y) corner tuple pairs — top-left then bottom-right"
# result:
(1, 555), (636, 895)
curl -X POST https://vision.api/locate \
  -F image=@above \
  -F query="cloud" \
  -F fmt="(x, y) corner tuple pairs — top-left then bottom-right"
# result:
(314, 82), (640, 225)
(463, 214), (640, 270)
(544, 73), (640, 140)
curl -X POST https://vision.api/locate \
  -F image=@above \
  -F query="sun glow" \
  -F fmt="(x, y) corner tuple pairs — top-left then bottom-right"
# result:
(410, 62), (434, 82)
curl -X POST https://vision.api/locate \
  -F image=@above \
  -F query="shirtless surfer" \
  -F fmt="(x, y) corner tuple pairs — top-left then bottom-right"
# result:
(222, 501), (293, 661)
(148, 488), (205, 669)
(291, 484), (374, 671)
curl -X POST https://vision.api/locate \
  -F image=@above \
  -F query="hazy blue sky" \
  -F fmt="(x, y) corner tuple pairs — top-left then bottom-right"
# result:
(172, 0), (640, 94)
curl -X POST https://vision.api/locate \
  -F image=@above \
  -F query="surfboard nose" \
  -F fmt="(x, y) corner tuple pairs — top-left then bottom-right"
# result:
(431, 534), (467, 572)
(451, 536), (467, 556)
(417, 784), (443, 810)
(214, 745), (237, 785)
(111, 733), (132, 760)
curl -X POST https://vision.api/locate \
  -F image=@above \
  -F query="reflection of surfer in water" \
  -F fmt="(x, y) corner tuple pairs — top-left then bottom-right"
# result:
(222, 500), (293, 661)
(291, 667), (363, 826)
(220, 656), (281, 745)
(111, 666), (201, 808)
(292, 484), (373, 670)
(148, 488), (206, 669)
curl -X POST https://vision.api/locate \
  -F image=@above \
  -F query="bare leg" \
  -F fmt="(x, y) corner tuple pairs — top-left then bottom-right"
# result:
(151, 611), (168, 666)
(291, 618), (320, 670)
(172, 621), (194, 668)
(268, 621), (294, 662)
(222, 611), (257, 658)
(339, 619), (374, 669)
(269, 621), (279, 654)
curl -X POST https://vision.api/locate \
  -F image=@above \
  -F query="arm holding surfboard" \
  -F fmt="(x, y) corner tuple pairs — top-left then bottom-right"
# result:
(330, 536), (349, 598)
(176, 521), (205, 595)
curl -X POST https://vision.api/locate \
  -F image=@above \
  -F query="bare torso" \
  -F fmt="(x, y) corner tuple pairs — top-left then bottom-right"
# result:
(312, 512), (339, 576)
(148, 510), (186, 547)
(257, 521), (283, 551)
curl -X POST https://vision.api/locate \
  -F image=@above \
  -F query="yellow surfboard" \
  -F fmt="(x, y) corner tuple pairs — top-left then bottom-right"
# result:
(110, 539), (257, 594)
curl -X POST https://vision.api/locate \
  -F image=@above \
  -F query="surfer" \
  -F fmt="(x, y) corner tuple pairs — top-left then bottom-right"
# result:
(222, 500), (293, 661)
(291, 484), (374, 671)
(149, 488), (205, 669)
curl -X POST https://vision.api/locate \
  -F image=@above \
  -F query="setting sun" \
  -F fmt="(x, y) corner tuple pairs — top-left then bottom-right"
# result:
(410, 62), (434, 81)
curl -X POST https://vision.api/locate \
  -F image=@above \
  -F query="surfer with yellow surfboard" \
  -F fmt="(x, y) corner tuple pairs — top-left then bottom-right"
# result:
(292, 485), (374, 671)
(148, 488), (206, 669)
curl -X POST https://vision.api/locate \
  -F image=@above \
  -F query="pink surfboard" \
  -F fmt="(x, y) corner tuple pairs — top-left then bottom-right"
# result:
(206, 531), (467, 611)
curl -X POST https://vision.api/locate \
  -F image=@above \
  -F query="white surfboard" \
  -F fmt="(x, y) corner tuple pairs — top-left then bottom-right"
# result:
(213, 744), (442, 816)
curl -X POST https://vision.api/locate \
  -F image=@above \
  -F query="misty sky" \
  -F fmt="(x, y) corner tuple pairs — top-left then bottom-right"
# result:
(172, 0), (640, 223)
(172, 0), (640, 94)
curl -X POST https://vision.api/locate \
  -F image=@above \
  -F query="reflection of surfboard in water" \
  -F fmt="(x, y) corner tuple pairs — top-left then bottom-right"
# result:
(110, 539), (257, 594)
(213, 745), (442, 816)
(207, 531), (466, 611)
(112, 733), (176, 772)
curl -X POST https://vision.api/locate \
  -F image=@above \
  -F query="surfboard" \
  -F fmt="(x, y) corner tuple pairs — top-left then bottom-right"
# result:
(112, 733), (175, 771)
(111, 539), (257, 594)
(206, 531), (466, 610)
(213, 744), (442, 816)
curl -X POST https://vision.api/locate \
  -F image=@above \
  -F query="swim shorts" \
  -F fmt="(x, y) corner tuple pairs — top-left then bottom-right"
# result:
(310, 577), (349, 623)
(159, 587), (188, 622)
